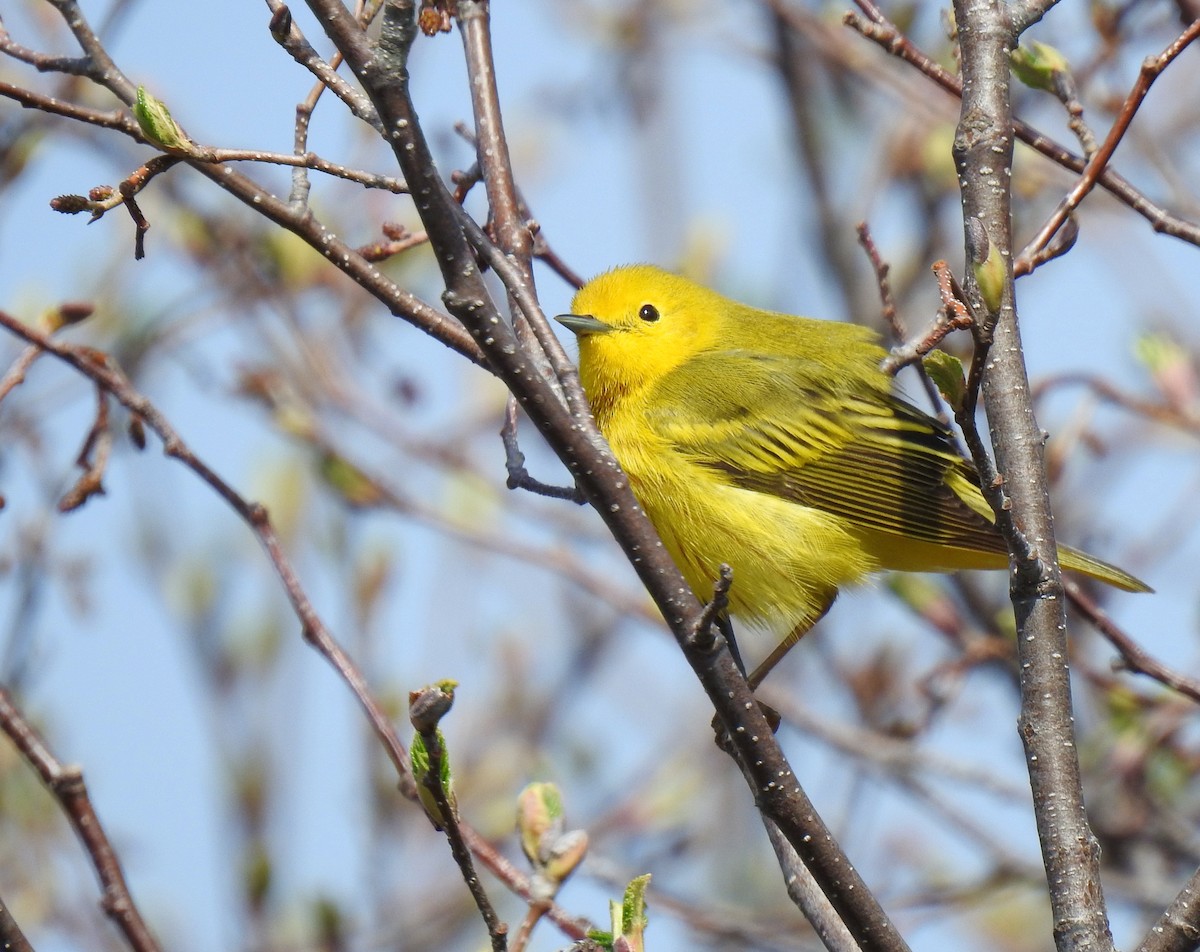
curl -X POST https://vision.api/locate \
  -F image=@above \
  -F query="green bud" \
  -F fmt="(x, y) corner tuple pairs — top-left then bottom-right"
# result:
(518, 782), (564, 865)
(1011, 41), (1071, 92)
(1134, 331), (1196, 409)
(518, 782), (589, 896)
(133, 85), (189, 151)
(243, 843), (272, 911)
(410, 730), (454, 828)
(318, 452), (384, 508)
(610, 874), (650, 952)
(541, 829), (589, 886)
(964, 217), (1006, 314)
(1134, 332), (1187, 378)
(921, 349), (966, 413)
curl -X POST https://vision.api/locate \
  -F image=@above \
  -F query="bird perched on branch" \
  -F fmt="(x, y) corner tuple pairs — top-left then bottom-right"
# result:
(557, 265), (1149, 685)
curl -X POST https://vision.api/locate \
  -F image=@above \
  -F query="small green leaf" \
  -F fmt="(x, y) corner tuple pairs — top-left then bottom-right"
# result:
(921, 349), (966, 413)
(1011, 41), (1071, 93)
(610, 874), (650, 952)
(518, 782), (564, 865)
(1134, 332), (1188, 378)
(967, 219), (1006, 315)
(518, 782), (589, 895)
(133, 85), (189, 151)
(410, 730), (454, 827)
(318, 452), (384, 508)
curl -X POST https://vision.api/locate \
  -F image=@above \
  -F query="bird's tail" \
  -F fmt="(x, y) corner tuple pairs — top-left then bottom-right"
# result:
(1059, 544), (1152, 593)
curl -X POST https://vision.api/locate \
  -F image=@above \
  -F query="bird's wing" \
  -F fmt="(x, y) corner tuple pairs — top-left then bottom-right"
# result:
(647, 351), (1006, 555)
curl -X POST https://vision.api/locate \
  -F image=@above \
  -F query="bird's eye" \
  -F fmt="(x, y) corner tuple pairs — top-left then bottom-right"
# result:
(639, 304), (660, 323)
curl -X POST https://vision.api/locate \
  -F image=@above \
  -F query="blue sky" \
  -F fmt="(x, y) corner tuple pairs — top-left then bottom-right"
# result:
(2, 1), (1198, 950)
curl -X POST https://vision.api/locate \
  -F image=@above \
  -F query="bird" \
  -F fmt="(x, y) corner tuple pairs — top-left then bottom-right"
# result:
(556, 264), (1149, 685)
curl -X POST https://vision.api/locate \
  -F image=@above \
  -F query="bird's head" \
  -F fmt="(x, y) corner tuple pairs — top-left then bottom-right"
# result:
(556, 265), (721, 406)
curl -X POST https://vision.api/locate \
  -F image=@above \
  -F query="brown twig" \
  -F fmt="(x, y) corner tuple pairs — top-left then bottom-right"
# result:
(856, 222), (901, 340)
(314, 2), (911, 947)
(501, 396), (585, 502)
(264, 0), (384, 133)
(510, 903), (549, 952)
(1014, 19), (1200, 276)
(689, 563), (734, 651)
(0, 309), (417, 796)
(410, 684), (508, 951)
(878, 256), (974, 378)
(0, 894), (36, 952)
(0, 30), (478, 365)
(460, 216), (586, 416)
(1136, 865), (1200, 952)
(762, 820), (861, 952)
(58, 382), (112, 512)
(0, 686), (162, 952)
(1032, 372), (1200, 436)
(842, 0), (1200, 249)
(1065, 580), (1200, 705)
(0, 306), (592, 937)
(0, 345), (46, 404)
(952, 2), (1115, 950)
(355, 223), (429, 262)
(531, 223), (585, 290)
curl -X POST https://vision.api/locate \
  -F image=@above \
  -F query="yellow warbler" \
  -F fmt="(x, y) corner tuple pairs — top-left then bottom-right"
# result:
(557, 265), (1149, 683)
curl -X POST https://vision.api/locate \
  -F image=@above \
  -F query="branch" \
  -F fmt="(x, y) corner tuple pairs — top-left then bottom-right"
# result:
(0, 309), (598, 946)
(0, 310), (417, 799)
(843, 0), (1200, 249)
(0, 686), (162, 952)
(1066, 581), (1200, 706)
(309, 2), (910, 947)
(1015, 20), (1200, 276)
(0, 10), (482, 366)
(263, 0), (384, 132)
(951, 3), (1114, 951)
(410, 684), (508, 951)
(0, 894), (37, 952)
(762, 821), (861, 952)
(1136, 865), (1200, 952)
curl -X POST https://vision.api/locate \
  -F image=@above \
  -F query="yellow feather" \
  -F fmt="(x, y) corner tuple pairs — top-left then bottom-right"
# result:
(558, 265), (1149, 676)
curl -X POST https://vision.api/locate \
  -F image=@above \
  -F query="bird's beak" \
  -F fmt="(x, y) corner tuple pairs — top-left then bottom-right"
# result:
(555, 313), (613, 336)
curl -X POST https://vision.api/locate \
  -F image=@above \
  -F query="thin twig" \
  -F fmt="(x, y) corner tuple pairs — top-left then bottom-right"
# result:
(0, 308), (581, 934)
(0, 310), (416, 795)
(58, 382), (112, 512)
(0, 893), (37, 952)
(0, 345), (46, 404)
(410, 684), (508, 951)
(1015, 19), (1200, 276)
(763, 820), (862, 952)
(501, 396), (585, 502)
(1, 14), (475, 360)
(263, 0), (383, 132)
(842, 0), (1200, 249)
(0, 686), (162, 952)
(1032, 372), (1200, 435)
(1065, 580), (1200, 705)
(320, 2), (912, 947)
(690, 563), (734, 647)
(876, 252), (973, 381)
(1136, 865), (1200, 952)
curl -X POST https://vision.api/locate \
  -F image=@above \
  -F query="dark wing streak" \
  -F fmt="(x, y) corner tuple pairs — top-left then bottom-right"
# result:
(664, 390), (1005, 553)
